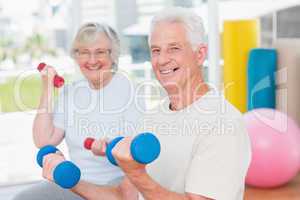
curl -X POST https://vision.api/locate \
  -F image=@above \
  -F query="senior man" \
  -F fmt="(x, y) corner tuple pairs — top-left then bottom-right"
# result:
(42, 7), (251, 200)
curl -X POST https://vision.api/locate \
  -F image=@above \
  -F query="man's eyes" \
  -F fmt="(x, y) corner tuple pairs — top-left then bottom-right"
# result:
(151, 46), (181, 54)
(151, 49), (160, 53)
(169, 46), (181, 51)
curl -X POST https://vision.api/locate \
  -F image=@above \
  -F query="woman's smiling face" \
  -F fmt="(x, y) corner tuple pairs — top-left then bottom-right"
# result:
(75, 32), (113, 87)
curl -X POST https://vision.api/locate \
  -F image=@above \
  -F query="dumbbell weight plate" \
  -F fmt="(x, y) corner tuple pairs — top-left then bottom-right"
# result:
(53, 161), (81, 189)
(37, 145), (59, 167)
(130, 133), (161, 164)
(106, 136), (124, 166)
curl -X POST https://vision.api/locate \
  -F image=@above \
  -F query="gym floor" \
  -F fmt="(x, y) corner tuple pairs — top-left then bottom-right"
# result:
(1, 174), (299, 200)
(245, 172), (300, 199)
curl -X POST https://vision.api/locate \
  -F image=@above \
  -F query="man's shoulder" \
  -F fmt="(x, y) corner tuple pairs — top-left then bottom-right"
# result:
(193, 91), (243, 119)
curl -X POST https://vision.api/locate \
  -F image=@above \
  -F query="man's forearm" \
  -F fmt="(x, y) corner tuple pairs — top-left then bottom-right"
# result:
(127, 170), (189, 200)
(71, 180), (123, 200)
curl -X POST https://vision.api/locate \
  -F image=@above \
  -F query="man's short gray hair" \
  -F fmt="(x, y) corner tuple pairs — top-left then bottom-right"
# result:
(149, 7), (206, 50)
(71, 22), (120, 71)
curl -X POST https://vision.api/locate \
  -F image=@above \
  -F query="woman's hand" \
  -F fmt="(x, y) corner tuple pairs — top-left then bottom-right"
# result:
(42, 151), (66, 182)
(39, 64), (58, 89)
(90, 138), (109, 156)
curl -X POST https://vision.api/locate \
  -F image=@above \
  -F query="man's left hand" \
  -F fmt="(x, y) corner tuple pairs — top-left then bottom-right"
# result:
(112, 137), (146, 176)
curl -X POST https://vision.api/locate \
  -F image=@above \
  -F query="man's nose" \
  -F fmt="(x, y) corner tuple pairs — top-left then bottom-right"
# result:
(157, 51), (171, 66)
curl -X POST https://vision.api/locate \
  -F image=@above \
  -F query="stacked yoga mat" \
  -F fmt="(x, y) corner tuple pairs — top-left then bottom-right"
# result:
(223, 20), (259, 113)
(223, 19), (299, 128)
(247, 49), (277, 110)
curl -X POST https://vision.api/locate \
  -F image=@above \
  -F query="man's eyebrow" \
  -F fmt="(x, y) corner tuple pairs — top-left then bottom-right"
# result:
(150, 42), (182, 49)
(168, 42), (182, 47)
(150, 45), (160, 49)
(95, 48), (110, 51)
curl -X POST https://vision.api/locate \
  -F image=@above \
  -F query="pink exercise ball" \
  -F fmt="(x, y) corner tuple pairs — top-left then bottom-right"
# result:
(244, 108), (300, 188)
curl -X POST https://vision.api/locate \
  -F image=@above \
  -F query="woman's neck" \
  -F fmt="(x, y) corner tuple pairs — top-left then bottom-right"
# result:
(89, 73), (113, 90)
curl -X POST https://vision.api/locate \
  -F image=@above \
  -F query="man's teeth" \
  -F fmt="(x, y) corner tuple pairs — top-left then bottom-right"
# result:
(161, 69), (173, 74)
(160, 68), (179, 74)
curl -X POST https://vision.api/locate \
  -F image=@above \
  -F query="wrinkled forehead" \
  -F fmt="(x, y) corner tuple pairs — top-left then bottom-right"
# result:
(149, 21), (189, 47)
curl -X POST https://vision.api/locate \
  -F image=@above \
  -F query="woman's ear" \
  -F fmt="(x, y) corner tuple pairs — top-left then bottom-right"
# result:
(195, 44), (208, 66)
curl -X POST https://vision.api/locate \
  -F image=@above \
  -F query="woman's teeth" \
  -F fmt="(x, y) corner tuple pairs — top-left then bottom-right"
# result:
(86, 66), (101, 70)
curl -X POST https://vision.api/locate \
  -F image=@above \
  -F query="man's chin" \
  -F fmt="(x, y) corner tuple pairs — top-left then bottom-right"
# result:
(161, 82), (180, 93)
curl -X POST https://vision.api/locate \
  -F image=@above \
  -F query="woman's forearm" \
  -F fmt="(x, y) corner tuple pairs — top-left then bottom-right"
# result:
(33, 85), (56, 147)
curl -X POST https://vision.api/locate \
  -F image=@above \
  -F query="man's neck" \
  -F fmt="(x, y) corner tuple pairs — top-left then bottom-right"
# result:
(168, 77), (209, 111)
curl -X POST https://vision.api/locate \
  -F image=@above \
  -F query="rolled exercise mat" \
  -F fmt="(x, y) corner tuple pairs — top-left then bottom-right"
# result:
(274, 39), (300, 127)
(247, 48), (277, 110)
(223, 20), (259, 113)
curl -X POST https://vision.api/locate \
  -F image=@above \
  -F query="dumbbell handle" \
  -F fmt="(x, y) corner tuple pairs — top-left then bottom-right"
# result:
(84, 133), (161, 166)
(37, 62), (65, 88)
(36, 145), (81, 189)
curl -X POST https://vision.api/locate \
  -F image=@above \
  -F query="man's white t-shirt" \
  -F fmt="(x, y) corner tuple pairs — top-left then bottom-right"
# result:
(139, 90), (251, 200)
(53, 73), (144, 185)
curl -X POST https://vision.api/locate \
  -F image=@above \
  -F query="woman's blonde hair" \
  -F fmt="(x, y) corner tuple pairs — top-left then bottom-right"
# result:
(71, 22), (120, 71)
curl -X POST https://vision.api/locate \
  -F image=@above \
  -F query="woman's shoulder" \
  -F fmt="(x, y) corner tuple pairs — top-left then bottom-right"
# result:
(59, 79), (90, 95)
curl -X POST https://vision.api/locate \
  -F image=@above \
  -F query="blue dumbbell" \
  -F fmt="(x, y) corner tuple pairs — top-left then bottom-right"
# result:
(84, 132), (161, 166)
(36, 145), (81, 189)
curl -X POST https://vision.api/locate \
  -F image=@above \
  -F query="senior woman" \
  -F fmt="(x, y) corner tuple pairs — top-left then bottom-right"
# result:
(13, 22), (143, 200)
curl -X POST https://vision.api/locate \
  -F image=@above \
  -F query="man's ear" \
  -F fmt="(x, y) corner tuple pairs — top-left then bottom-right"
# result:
(195, 44), (208, 66)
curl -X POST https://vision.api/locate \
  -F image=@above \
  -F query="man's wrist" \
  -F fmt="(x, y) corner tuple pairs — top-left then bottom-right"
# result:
(126, 168), (155, 191)
(126, 168), (147, 181)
